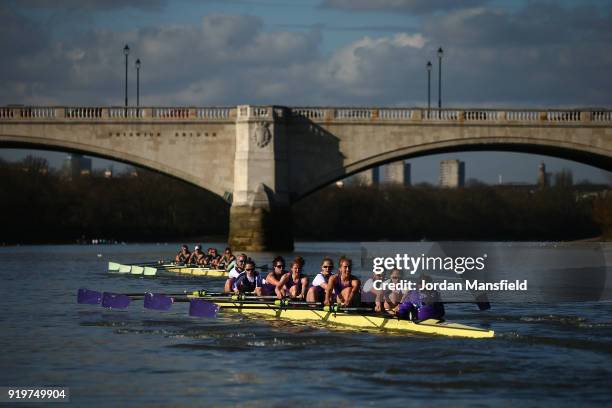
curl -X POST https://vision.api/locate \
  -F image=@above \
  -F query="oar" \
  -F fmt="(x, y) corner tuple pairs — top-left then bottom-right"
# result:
(77, 288), (102, 305)
(77, 289), (184, 308)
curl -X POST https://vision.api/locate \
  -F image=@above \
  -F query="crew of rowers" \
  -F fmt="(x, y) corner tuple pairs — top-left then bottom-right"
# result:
(222, 251), (444, 320)
(175, 244), (444, 320)
(175, 245), (236, 270)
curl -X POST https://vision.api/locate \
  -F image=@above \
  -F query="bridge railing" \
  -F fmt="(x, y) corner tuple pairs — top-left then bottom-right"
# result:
(287, 107), (612, 124)
(1, 106), (611, 124)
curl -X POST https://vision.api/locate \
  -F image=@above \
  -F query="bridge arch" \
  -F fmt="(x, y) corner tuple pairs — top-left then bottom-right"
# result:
(0, 134), (231, 200)
(295, 136), (612, 201)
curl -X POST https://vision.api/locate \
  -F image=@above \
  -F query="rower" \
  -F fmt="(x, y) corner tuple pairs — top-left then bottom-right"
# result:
(175, 244), (191, 264)
(392, 276), (445, 321)
(188, 245), (206, 265)
(276, 257), (308, 299)
(306, 257), (334, 302)
(383, 269), (404, 311)
(262, 256), (287, 296)
(233, 260), (263, 296)
(224, 253), (247, 292)
(325, 257), (360, 307)
(209, 248), (221, 268)
(361, 270), (384, 312)
(218, 247), (236, 271)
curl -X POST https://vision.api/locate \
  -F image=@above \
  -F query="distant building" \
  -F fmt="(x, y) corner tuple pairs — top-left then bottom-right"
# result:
(537, 163), (549, 188)
(384, 161), (411, 186)
(345, 167), (380, 186)
(62, 154), (92, 180)
(439, 160), (465, 188)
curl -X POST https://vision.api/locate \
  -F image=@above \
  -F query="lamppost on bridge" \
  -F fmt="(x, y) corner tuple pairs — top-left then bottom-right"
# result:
(123, 44), (129, 107)
(427, 61), (432, 116)
(135, 58), (141, 107)
(437, 47), (443, 109)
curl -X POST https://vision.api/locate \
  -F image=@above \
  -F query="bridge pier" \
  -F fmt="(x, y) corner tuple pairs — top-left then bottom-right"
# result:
(228, 106), (293, 252)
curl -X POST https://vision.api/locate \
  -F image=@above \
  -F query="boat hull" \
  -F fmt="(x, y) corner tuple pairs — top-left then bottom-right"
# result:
(208, 300), (495, 338)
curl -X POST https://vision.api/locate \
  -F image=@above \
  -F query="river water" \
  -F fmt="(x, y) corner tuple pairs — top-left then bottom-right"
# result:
(0, 243), (611, 407)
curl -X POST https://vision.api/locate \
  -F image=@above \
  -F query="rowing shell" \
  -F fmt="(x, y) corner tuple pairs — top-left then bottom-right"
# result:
(205, 300), (495, 339)
(164, 266), (228, 277)
(108, 261), (228, 277)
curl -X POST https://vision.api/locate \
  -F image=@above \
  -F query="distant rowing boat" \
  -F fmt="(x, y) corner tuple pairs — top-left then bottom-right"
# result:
(107, 261), (228, 277)
(196, 298), (495, 338)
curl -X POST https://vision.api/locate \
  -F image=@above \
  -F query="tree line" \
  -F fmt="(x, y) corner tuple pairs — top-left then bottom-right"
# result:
(0, 156), (609, 244)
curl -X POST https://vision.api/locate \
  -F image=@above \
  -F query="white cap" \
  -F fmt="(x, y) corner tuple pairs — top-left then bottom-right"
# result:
(195, 245), (201, 250)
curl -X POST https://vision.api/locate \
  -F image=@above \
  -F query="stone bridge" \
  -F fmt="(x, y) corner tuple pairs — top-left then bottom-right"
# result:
(1, 105), (611, 250)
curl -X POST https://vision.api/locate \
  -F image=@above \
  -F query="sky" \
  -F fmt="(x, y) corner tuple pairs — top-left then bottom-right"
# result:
(1, 0), (611, 184)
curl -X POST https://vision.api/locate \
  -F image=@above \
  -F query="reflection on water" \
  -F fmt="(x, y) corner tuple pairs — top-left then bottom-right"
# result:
(0, 243), (611, 407)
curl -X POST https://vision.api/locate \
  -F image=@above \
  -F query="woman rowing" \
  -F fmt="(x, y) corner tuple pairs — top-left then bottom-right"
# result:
(361, 270), (385, 312)
(276, 257), (308, 299)
(306, 257), (334, 303)
(383, 269), (404, 311)
(208, 248), (221, 268)
(218, 247), (235, 270)
(233, 260), (263, 296)
(262, 256), (287, 296)
(175, 244), (191, 264)
(224, 253), (247, 292)
(325, 257), (361, 307)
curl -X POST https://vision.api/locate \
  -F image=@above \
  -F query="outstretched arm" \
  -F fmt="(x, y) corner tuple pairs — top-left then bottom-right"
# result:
(275, 274), (289, 299)
(324, 275), (337, 306)
(345, 278), (361, 307)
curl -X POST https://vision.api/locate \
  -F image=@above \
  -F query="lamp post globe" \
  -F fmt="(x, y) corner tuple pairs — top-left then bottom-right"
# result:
(123, 44), (130, 107)
(426, 61), (432, 113)
(437, 47), (443, 109)
(135, 58), (141, 107)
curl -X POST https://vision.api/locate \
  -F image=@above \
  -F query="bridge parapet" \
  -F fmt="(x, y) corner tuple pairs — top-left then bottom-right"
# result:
(287, 107), (612, 124)
(0, 106), (236, 122)
(2, 106), (611, 124)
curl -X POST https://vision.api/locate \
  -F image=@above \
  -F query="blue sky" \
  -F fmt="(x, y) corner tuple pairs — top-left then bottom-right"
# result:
(1, 0), (611, 184)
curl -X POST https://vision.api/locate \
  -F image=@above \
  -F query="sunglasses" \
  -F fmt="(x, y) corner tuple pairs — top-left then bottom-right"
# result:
(237, 259), (246, 263)
(322, 265), (333, 269)
(245, 268), (254, 272)
(275, 264), (285, 268)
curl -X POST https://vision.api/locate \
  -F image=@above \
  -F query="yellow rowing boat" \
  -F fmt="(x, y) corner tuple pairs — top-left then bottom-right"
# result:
(203, 300), (495, 339)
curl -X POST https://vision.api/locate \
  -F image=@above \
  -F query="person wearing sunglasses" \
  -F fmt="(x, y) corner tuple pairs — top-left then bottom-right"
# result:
(224, 253), (248, 293)
(306, 257), (334, 303)
(233, 260), (263, 296)
(262, 256), (287, 296)
(276, 257), (309, 300)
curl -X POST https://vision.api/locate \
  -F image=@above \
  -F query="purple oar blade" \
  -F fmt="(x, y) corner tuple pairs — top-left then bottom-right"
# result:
(77, 288), (102, 305)
(189, 299), (219, 318)
(101, 292), (131, 309)
(144, 293), (173, 311)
